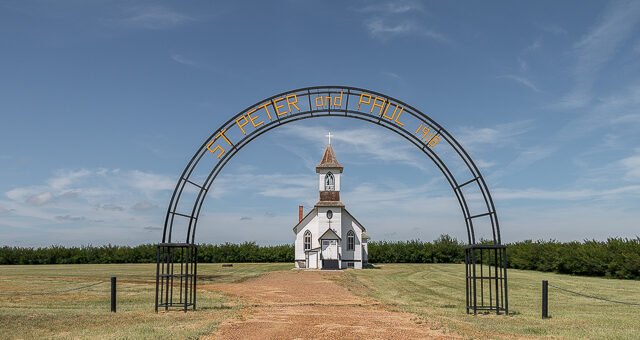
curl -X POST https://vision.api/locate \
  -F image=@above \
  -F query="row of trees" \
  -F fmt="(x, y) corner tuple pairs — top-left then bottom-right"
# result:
(1, 236), (639, 279)
(0, 242), (294, 265)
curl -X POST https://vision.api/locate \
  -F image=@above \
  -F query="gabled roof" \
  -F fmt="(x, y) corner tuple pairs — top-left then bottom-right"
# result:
(343, 208), (366, 232)
(319, 228), (341, 240)
(316, 144), (343, 170)
(292, 207), (317, 233)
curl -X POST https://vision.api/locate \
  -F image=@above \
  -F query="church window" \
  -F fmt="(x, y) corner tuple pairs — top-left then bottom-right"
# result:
(347, 230), (355, 251)
(304, 231), (312, 250)
(325, 172), (335, 191)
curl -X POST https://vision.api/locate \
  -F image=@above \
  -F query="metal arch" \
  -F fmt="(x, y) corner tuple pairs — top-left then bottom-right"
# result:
(156, 86), (508, 314)
(190, 112), (473, 244)
(161, 86), (501, 246)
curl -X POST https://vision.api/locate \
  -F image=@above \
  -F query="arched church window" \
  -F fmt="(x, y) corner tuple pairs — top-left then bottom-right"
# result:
(304, 230), (312, 250)
(347, 230), (355, 251)
(325, 172), (335, 191)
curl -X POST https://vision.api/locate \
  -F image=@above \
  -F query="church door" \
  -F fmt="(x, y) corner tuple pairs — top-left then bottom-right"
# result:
(322, 240), (339, 269)
(307, 252), (318, 269)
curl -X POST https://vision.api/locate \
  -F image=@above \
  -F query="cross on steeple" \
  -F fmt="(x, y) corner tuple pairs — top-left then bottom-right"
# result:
(326, 132), (333, 145)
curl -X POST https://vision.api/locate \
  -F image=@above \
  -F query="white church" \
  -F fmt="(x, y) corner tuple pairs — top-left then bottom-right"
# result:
(293, 135), (369, 269)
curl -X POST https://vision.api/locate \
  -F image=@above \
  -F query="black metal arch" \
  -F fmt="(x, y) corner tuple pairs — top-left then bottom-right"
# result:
(155, 86), (508, 315)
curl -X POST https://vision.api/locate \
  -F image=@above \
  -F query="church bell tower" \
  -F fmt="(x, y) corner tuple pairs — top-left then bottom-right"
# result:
(316, 133), (343, 203)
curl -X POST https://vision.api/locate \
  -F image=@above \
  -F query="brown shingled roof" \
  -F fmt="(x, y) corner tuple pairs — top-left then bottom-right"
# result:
(316, 145), (343, 170)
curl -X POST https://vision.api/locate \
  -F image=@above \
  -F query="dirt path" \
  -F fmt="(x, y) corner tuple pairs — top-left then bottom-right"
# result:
(201, 270), (459, 339)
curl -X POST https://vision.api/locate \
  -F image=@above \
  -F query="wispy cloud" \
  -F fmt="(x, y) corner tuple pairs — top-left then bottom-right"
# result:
(170, 53), (196, 66)
(535, 22), (567, 35)
(526, 38), (542, 51)
(498, 74), (541, 92)
(55, 215), (86, 222)
(119, 6), (194, 30)
(381, 71), (402, 80)
(365, 18), (449, 42)
(278, 125), (429, 170)
(0, 168), (175, 245)
(132, 201), (157, 211)
(455, 120), (535, 150)
(555, 0), (640, 109)
(357, 1), (424, 14)
(620, 151), (640, 180)
(494, 185), (640, 201)
(517, 57), (528, 72)
(356, 1), (448, 43)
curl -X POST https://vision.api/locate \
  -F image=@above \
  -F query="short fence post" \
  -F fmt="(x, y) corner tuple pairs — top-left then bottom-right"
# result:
(111, 277), (116, 313)
(542, 280), (548, 319)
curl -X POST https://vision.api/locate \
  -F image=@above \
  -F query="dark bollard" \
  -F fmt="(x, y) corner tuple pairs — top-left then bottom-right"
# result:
(111, 277), (116, 313)
(542, 280), (548, 319)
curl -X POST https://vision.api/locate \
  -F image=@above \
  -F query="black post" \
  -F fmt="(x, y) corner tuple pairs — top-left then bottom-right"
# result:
(111, 276), (117, 313)
(542, 280), (548, 319)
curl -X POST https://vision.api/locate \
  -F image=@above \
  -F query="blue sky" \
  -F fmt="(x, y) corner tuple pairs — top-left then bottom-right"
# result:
(1, 0), (640, 246)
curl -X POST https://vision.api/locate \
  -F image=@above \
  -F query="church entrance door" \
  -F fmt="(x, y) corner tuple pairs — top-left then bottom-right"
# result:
(322, 240), (339, 269)
(322, 240), (338, 259)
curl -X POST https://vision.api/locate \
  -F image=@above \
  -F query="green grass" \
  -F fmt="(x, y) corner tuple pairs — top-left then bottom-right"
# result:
(0, 263), (291, 339)
(2, 263), (639, 339)
(340, 263), (640, 339)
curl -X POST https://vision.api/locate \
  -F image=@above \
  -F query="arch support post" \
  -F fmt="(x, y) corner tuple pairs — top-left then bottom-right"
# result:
(465, 244), (508, 315)
(155, 243), (198, 312)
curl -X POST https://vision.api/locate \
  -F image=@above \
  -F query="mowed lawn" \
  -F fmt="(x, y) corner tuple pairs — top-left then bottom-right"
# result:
(340, 263), (640, 339)
(1, 263), (639, 339)
(0, 263), (291, 339)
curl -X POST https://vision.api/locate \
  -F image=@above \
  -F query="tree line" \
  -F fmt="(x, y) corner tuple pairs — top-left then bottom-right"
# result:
(1, 236), (639, 279)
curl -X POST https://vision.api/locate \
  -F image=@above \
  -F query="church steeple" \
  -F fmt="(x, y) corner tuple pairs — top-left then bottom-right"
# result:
(316, 139), (344, 204)
(316, 144), (343, 171)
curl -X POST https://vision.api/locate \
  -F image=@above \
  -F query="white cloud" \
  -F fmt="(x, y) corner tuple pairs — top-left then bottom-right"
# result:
(526, 38), (542, 51)
(129, 170), (175, 191)
(498, 75), (541, 92)
(517, 57), (528, 72)
(555, 0), (640, 109)
(0, 168), (176, 245)
(132, 201), (157, 211)
(26, 192), (54, 206)
(508, 145), (555, 169)
(357, 1), (424, 14)
(620, 152), (640, 180)
(211, 172), (316, 201)
(455, 120), (534, 149)
(98, 204), (124, 211)
(170, 53), (196, 66)
(55, 215), (86, 222)
(48, 169), (91, 190)
(120, 6), (194, 30)
(278, 125), (429, 170)
(494, 185), (640, 201)
(381, 71), (402, 80)
(365, 18), (449, 42)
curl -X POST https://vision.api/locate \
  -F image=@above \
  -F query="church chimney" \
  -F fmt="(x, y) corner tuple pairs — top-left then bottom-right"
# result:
(299, 205), (303, 222)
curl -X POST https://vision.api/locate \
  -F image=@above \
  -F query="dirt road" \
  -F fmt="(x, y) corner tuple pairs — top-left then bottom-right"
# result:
(202, 270), (458, 339)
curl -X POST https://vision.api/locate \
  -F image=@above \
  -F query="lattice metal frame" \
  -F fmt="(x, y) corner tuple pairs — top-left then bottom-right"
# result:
(465, 245), (508, 314)
(154, 86), (508, 314)
(155, 243), (197, 312)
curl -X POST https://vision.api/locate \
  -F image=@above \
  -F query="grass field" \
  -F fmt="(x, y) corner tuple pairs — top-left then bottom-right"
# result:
(0, 263), (290, 339)
(340, 264), (640, 339)
(1, 263), (639, 339)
